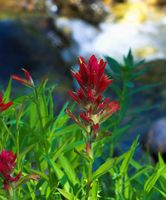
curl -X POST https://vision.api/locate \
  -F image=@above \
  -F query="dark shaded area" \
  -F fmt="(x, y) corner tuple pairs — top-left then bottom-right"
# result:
(0, 19), (69, 87)
(0, 20), (31, 82)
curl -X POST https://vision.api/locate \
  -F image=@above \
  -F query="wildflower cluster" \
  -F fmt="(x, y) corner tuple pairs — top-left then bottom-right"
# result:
(0, 53), (162, 199)
(0, 149), (21, 190)
(0, 68), (35, 191)
(67, 55), (120, 156)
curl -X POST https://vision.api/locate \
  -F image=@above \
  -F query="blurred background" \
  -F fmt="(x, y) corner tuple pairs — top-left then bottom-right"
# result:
(0, 0), (166, 159)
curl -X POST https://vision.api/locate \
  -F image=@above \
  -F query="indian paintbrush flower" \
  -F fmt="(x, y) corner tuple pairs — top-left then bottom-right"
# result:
(0, 92), (13, 112)
(66, 55), (120, 157)
(11, 68), (34, 88)
(0, 149), (21, 190)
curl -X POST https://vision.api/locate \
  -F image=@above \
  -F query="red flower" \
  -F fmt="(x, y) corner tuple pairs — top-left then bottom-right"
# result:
(68, 55), (120, 125)
(67, 55), (120, 156)
(12, 68), (34, 87)
(70, 55), (112, 107)
(0, 149), (21, 190)
(0, 93), (13, 112)
(96, 99), (120, 123)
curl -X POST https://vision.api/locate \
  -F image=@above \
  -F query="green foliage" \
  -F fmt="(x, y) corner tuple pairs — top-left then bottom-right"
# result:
(0, 51), (165, 199)
(104, 49), (160, 147)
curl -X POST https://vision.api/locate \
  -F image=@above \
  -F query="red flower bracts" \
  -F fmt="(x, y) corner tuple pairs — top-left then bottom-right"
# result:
(12, 68), (34, 88)
(0, 149), (21, 190)
(0, 93), (13, 112)
(67, 55), (120, 156)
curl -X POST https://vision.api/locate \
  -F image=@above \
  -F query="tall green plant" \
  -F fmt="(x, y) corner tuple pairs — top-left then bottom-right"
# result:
(0, 53), (165, 199)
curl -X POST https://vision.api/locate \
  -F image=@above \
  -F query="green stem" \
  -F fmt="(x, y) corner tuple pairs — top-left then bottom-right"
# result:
(16, 119), (20, 168)
(8, 188), (17, 200)
(0, 119), (15, 144)
(13, 188), (17, 200)
(85, 145), (93, 199)
(33, 87), (46, 170)
(48, 163), (53, 193)
(15, 117), (21, 198)
(88, 159), (93, 182)
(85, 164), (93, 199)
(115, 75), (128, 129)
(115, 175), (124, 200)
(33, 87), (43, 130)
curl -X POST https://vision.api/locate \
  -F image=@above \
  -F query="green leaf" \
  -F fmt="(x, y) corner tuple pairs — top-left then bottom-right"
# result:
(92, 154), (124, 180)
(154, 186), (166, 198)
(50, 139), (84, 162)
(158, 153), (165, 167)
(129, 166), (150, 182)
(92, 158), (115, 180)
(133, 59), (145, 68)
(27, 181), (37, 199)
(37, 78), (48, 94)
(144, 166), (166, 193)
(29, 101), (38, 128)
(128, 104), (160, 115)
(62, 140), (85, 154)
(0, 195), (7, 200)
(0, 189), (7, 200)
(39, 90), (48, 126)
(24, 166), (48, 180)
(120, 137), (138, 175)
(105, 56), (121, 75)
(52, 102), (69, 131)
(4, 78), (12, 102)
(19, 144), (35, 161)
(125, 81), (134, 88)
(59, 155), (80, 185)
(57, 188), (74, 200)
(15, 174), (40, 189)
(123, 49), (133, 68)
(159, 177), (166, 193)
(44, 155), (70, 192)
(53, 124), (78, 138)
(48, 89), (54, 119)
(51, 139), (70, 160)
(127, 83), (161, 96)
(91, 180), (99, 199)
